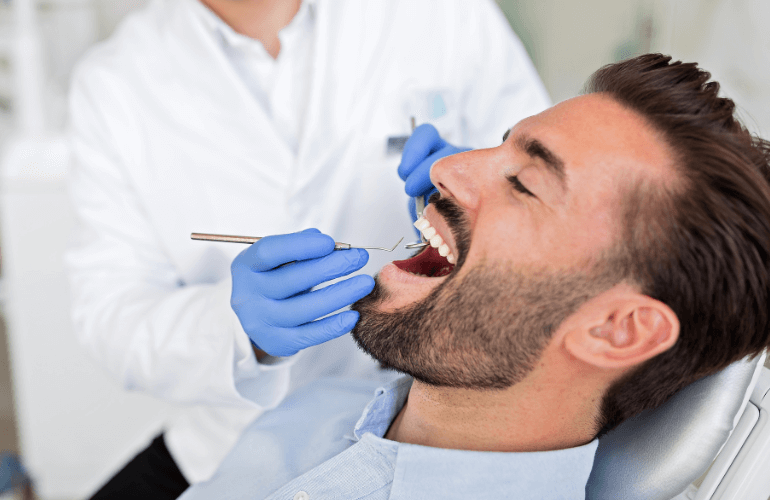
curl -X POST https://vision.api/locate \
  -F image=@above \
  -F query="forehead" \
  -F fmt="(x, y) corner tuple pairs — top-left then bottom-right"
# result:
(517, 93), (674, 189)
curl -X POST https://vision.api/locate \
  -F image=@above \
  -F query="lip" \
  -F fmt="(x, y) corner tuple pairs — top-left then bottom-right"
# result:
(374, 204), (459, 308)
(380, 261), (448, 284)
(423, 204), (460, 260)
(376, 262), (450, 310)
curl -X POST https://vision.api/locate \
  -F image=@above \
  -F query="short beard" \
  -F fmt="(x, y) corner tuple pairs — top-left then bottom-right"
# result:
(351, 262), (617, 390)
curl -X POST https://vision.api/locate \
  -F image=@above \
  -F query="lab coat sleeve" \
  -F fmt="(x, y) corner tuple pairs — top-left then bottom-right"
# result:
(65, 62), (294, 410)
(459, 0), (552, 149)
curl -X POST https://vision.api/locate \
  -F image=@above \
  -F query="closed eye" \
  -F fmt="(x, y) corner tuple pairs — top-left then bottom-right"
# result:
(507, 175), (535, 197)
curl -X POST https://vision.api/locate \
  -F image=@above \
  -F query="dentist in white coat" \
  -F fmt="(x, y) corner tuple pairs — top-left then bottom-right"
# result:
(66, 0), (550, 497)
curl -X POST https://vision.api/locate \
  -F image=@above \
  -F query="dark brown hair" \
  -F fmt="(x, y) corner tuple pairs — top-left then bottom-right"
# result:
(584, 54), (770, 434)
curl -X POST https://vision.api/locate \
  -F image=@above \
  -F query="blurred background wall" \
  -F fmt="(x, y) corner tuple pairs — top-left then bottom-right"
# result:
(0, 0), (767, 498)
(499, 0), (654, 104)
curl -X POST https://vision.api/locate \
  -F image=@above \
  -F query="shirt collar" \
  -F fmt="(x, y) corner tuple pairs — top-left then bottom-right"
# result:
(353, 375), (412, 440)
(389, 437), (598, 499)
(353, 375), (599, 499)
(191, 0), (316, 50)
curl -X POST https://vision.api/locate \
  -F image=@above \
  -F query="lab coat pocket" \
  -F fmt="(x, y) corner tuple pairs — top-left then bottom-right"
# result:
(404, 89), (463, 144)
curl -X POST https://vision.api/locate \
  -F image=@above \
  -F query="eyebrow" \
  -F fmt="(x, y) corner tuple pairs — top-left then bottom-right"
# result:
(509, 132), (568, 191)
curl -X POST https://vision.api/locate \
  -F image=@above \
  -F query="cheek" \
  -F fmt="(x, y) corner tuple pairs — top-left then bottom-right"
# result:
(568, 193), (618, 244)
(542, 208), (618, 268)
(466, 203), (617, 272)
(465, 208), (538, 266)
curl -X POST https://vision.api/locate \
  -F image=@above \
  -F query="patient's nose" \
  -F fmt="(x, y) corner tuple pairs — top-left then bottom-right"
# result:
(431, 148), (498, 211)
(431, 150), (479, 210)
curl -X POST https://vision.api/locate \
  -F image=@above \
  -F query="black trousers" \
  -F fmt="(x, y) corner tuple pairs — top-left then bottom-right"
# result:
(89, 434), (189, 500)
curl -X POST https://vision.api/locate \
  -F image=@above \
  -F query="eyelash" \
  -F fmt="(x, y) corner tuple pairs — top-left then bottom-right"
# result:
(507, 175), (535, 197)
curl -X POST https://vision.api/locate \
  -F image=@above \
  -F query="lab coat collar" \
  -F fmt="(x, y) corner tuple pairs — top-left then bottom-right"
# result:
(167, 0), (297, 183)
(191, 0), (316, 50)
(351, 376), (599, 499)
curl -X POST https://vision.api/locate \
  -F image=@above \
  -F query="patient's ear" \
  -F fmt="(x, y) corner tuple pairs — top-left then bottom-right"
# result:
(562, 284), (679, 370)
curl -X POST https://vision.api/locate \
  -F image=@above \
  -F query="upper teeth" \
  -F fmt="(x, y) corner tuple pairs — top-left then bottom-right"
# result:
(414, 216), (457, 264)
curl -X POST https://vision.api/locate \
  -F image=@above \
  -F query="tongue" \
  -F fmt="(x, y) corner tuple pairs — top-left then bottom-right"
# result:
(393, 245), (455, 277)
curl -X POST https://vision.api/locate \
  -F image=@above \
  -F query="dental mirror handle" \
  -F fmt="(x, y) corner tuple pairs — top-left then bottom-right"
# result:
(409, 116), (428, 242)
(191, 233), (350, 250)
(191, 233), (403, 252)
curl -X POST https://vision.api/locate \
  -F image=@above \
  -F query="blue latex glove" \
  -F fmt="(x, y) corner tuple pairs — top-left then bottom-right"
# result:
(397, 123), (471, 222)
(230, 228), (375, 357)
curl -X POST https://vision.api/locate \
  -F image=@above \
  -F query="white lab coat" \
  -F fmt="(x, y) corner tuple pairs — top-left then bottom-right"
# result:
(66, 0), (550, 483)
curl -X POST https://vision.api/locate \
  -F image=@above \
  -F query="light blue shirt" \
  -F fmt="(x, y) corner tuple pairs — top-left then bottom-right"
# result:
(180, 376), (599, 499)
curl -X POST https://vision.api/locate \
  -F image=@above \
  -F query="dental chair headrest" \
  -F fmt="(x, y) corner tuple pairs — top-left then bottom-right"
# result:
(586, 354), (765, 500)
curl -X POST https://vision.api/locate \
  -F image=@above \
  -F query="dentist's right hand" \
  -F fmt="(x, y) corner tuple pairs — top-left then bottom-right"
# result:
(230, 228), (375, 357)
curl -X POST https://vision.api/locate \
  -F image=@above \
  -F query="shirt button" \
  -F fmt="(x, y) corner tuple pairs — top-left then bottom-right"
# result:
(293, 492), (310, 500)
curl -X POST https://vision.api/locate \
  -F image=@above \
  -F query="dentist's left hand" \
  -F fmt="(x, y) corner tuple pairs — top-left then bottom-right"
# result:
(230, 229), (375, 357)
(398, 124), (471, 222)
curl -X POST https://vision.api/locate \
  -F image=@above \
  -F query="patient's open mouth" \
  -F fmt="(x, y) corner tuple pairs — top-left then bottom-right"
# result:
(393, 216), (457, 277)
(393, 245), (455, 277)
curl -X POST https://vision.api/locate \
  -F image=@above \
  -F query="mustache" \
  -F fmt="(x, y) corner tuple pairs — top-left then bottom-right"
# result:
(428, 192), (471, 267)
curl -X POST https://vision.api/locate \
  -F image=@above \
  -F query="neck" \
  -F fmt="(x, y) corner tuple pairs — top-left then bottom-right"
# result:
(385, 361), (602, 452)
(199, 0), (302, 58)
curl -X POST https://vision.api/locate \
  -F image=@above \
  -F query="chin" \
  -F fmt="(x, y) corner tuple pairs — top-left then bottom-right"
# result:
(350, 259), (588, 390)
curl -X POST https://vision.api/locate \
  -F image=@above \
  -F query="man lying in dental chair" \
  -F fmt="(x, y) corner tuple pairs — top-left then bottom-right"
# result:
(180, 54), (770, 500)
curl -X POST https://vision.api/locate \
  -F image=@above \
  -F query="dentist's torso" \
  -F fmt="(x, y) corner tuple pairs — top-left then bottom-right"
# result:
(68, 0), (550, 482)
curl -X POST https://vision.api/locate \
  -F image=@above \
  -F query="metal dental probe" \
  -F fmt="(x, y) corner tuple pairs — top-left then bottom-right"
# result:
(409, 116), (430, 250)
(404, 240), (429, 250)
(191, 233), (404, 252)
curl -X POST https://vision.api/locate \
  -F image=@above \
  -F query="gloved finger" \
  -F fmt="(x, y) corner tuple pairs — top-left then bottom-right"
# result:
(289, 287), (313, 298)
(255, 249), (369, 300)
(233, 228), (322, 268)
(257, 311), (361, 357)
(404, 145), (469, 197)
(236, 230), (336, 272)
(294, 310), (362, 349)
(265, 275), (375, 327)
(397, 124), (443, 181)
(404, 149), (445, 197)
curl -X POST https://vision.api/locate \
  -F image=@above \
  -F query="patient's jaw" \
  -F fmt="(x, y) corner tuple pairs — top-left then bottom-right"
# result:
(353, 93), (682, 452)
